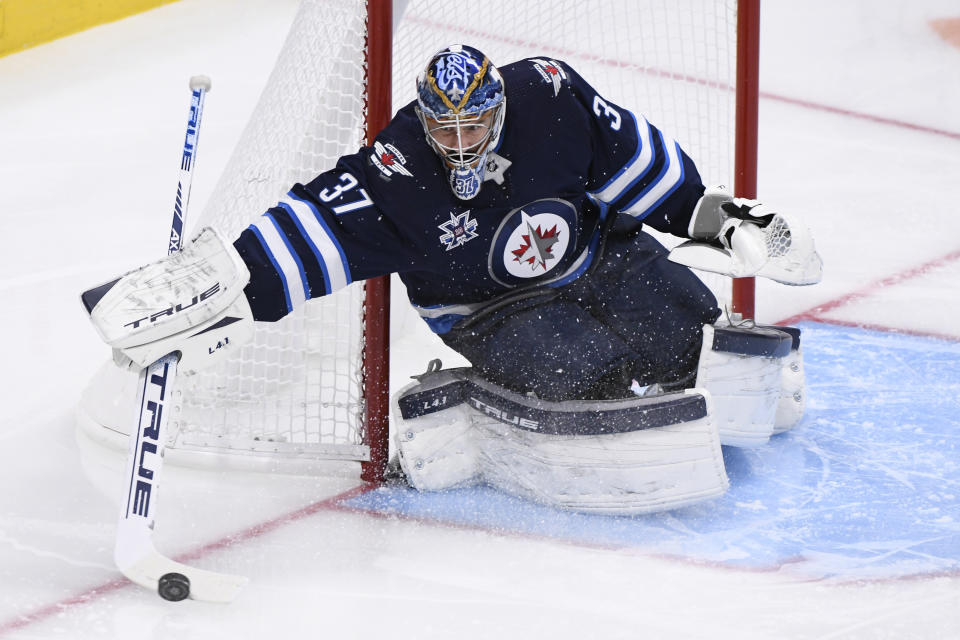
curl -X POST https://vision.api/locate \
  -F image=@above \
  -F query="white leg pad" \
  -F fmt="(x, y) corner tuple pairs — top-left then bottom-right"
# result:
(696, 324), (791, 447)
(393, 387), (482, 491)
(393, 372), (728, 515)
(471, 394), (728, 515)
(773, 341), (805, 434)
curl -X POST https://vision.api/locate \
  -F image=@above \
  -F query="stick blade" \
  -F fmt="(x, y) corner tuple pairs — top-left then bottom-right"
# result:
(120, 548), (248, 603)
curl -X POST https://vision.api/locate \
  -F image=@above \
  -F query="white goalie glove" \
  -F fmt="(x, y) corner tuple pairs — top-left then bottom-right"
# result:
(81, 227), (254, 374)
(668, 185), (823, 285)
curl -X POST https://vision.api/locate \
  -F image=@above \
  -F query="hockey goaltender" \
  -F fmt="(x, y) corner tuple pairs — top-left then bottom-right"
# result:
(81, 45), (822, 515)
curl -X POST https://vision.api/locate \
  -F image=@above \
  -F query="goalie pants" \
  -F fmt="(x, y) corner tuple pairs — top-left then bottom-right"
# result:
(441, 229), (721, 401)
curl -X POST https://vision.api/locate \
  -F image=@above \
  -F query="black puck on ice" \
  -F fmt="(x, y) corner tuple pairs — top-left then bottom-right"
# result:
(158, 572), (190, 601)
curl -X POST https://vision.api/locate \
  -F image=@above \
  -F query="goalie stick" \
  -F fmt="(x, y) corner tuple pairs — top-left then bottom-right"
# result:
(114, 76), (248, 603)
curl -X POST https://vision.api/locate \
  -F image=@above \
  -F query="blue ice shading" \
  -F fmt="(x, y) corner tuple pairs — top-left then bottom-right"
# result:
(346, 323), (960, 580)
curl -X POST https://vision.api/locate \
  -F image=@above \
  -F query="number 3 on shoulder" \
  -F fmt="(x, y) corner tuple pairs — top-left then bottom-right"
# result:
(592, 95), (621, 131)
(318, 172), (374, 214)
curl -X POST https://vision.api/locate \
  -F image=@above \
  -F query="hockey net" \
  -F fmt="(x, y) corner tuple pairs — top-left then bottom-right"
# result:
(78, 0), (751, 477)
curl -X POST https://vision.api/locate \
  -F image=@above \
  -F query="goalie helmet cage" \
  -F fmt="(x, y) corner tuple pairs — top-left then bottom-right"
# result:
(77, 0), (759, 482)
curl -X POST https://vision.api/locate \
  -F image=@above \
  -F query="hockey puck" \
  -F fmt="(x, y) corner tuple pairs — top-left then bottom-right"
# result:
(158, 572), (190, 601)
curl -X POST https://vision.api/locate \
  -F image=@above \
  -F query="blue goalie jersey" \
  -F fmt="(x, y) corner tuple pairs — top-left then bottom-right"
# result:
(233, 57), (706, 334)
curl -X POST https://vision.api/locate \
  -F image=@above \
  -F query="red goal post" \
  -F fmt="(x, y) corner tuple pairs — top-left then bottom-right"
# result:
(733, 0), (760, 321)
(77, 0), (759, 483)
(361, 1), (393, 482)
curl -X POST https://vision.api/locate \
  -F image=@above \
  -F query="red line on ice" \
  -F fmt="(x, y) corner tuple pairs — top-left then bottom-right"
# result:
(761, 91), (960, 141)
(777, 248), (960, 339)
(0, 484), (377, 638)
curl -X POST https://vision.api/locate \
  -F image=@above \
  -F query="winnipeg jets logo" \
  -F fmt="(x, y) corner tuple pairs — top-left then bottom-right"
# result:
(371, 141), (413, 179)
(438, 210), (479, 251)
(434, 52), (481, 102)
(530, 58), (568, 97)
(511, 211), (561, 272)
(489, 200), (575, 287)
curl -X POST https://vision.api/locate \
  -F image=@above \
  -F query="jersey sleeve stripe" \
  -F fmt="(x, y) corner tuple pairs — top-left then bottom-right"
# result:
(281, 193), (353, 292)
(276, 201), (333, 295)
(589, 112), (654, 204)
(621, 136), (684, 220)
(264, 211), (311, 303)
(251, 214), (308, 309)
(246, 223), (293, 314)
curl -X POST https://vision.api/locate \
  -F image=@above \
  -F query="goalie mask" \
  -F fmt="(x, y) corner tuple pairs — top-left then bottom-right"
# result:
(416, 45), (506, 201)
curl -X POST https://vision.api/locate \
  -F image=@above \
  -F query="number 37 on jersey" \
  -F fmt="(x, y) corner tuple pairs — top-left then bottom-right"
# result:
(317, 172), (374, 215)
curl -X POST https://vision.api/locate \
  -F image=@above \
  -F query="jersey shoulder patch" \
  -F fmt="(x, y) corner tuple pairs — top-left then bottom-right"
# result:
(365, 105), (432, 185)
(370, 140), (414, 179)
(528, 58), (570, 97)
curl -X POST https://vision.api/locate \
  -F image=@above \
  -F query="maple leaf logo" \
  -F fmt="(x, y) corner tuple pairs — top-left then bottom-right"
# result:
(530, 58), (567, 97)
(371, 141), (413, 178)
(511, 213), (561, 271)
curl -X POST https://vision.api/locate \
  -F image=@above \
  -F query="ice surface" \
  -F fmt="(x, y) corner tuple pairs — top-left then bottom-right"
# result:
(352, 323), (960, 581)
(1, 0), (959, 638)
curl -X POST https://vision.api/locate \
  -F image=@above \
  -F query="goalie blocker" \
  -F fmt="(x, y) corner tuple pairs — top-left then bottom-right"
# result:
(393, 323), (805, 513)
(80, 228), (254, 374)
